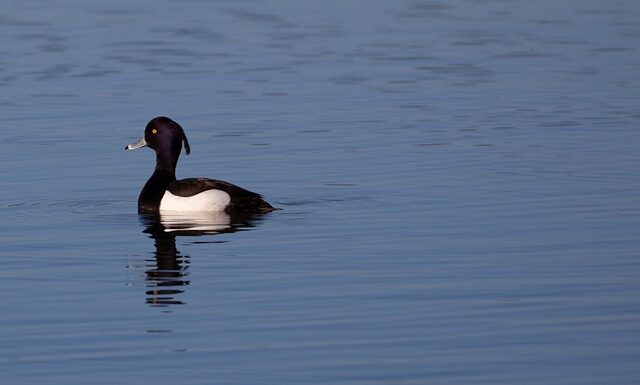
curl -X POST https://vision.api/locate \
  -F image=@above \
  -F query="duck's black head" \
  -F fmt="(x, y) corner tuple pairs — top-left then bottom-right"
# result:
(143, 117), (191, 156)
(126, 116), (190, 170)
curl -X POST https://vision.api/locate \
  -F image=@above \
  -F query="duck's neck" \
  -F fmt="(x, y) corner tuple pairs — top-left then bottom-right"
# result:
(155, 150), (179, 172)
(138, 148), (182, 214)
(138, 168), (176, 214)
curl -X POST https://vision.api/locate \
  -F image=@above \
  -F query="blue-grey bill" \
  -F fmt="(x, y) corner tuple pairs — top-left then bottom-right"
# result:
(125, 137), (147, 150)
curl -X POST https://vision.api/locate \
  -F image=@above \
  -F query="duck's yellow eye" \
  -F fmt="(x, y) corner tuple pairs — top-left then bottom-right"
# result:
(152, 129), (157, 134)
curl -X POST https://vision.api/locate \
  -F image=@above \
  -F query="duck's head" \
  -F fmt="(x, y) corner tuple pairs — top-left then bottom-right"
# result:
(126, 116), (191, 169)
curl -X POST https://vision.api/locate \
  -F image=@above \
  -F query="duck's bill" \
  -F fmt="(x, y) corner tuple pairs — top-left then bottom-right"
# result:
(125, 137), (147, 150)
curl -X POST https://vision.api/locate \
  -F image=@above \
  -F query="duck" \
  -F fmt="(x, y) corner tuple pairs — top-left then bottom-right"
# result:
(126, 116), (275, 214)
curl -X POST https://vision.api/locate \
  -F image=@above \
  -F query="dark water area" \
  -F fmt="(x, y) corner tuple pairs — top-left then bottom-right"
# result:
(1, 1), (640, 384)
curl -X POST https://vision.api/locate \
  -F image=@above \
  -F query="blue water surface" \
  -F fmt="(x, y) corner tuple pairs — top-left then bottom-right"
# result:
(1, 1), (640, 384)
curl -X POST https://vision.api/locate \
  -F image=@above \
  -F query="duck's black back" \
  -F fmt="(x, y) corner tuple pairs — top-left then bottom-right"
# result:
(168, 178), (275, 213)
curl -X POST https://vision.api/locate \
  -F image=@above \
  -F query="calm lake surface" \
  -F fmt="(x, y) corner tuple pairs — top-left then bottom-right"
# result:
(2, 1), (640, 384)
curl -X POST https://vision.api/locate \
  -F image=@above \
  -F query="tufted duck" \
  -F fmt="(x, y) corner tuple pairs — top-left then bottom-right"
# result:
(126, 117), (275, 214)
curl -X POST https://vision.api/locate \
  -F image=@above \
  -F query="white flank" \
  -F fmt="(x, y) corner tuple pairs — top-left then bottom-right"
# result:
(159, 189), (231, 212)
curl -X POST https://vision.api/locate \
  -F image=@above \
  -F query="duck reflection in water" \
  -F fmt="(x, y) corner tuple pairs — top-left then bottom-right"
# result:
(139, 210), (264, 306)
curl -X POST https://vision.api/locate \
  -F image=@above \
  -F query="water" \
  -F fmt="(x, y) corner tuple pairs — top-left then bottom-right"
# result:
(2, 0), (640, 384)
